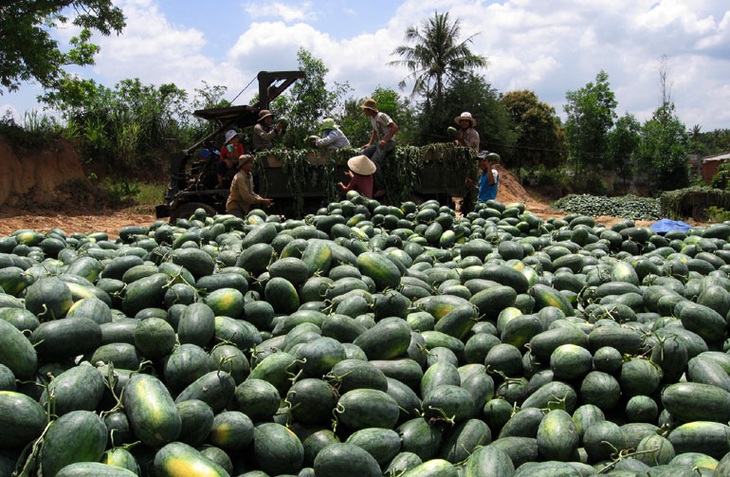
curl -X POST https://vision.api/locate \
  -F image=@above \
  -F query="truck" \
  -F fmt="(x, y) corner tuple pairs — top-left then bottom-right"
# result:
(155, 70), (477, 222)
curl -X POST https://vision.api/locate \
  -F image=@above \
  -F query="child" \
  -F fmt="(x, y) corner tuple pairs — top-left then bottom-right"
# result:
(217, 129), (244, 188)
(466, 151), (500, 202)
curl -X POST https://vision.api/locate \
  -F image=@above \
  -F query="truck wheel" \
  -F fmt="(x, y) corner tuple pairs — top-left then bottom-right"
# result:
(169, 202), (217, 223)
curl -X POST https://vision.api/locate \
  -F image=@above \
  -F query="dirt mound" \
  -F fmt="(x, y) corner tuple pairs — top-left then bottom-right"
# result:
(0, 136), (87, 206)
(496, 165), (558, 214)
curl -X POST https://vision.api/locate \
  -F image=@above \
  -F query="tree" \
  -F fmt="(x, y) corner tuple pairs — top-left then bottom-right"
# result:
(41, 76), (188, 175)
(607, 113), (641, 189)
(414, 71), (514, 151)
(0, 0), (125, 93)
(501, 90), (567, 173)
(563, 70), (617, 188)
(390, 11), (487, 107)
(274, 48), (351, 148)
(636, 101), (689, 191)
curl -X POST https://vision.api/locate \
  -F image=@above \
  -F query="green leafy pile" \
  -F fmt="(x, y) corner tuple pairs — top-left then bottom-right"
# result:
(552, 194), (661, 220)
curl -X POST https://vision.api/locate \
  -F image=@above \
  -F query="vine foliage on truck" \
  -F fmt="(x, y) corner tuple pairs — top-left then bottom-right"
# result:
(255, 143), (477, 217)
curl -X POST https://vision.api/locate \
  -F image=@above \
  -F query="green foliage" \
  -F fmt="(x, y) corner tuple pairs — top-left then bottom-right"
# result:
(636, 102), (689, 191)
(660, 186), (730, 220)
(711, 161), (730, 191)
(0, 1), (125, 93)
(390, 11), (487, 105)
(41, 77), (191, 176)
(104, 178), (140, 202)
(252, 144), (470, 216)
(252, 148), (355, 216)
(705, 206), (730, 223)
(0, 112), (57, 152)
(413, 72), (514, 158)
(687, 126), (730, 157)
(501, 89), (567, 172)
(277, 48), (352, 149)
(607, 113), (641, 180)
(521, 164), (570, 193)
(564, 71), (617, 182)
(385, 146), (425, 204)
(133, 182), (166, 208)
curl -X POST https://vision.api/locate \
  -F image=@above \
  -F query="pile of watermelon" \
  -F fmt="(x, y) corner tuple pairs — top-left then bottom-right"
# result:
(2, 193), (730, 477)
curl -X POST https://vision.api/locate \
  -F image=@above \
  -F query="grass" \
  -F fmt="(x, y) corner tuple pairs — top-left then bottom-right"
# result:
(94, 179), (165, 214)
(133, 182), (166, 214)
(705, 206), (730, 223)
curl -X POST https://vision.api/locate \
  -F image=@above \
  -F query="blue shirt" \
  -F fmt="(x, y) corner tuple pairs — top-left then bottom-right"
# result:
(478, 169), (499, 202)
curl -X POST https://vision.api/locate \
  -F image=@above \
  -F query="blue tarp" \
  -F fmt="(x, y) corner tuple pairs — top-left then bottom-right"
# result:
(650, 218), (692, 234)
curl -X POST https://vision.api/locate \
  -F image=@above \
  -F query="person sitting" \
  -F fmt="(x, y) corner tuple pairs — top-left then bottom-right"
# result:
(337, 154), (376, 199)
(217, 129), (244, 188)
(309, 118), (351, 150)
(454, 111), (480, 151)
(226, 154), (273, 217)
(196, 147), (220, 189)
(252, 110), (285, 151)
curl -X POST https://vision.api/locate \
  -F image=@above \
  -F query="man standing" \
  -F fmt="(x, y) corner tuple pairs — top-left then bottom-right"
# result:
(252, 110), (285, 151)
(226, 155), (273, 217)
(453, 112), (480, 151)
(360, 98), (398, 198)
(466, 151), (500, 203)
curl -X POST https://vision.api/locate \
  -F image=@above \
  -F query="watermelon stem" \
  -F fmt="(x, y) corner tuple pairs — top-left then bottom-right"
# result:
(426, 406), (456, 427)
(596, 444), (660, 474)
(15, 417), (54, 477)
(99, 363), (125, 415)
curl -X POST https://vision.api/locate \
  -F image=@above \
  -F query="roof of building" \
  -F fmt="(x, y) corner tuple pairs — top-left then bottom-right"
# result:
(702, 152), (730, 163)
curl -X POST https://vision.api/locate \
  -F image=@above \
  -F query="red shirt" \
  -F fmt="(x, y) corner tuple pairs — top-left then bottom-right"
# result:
(342, 173), (373, 198)
(220, 142), (244, 164)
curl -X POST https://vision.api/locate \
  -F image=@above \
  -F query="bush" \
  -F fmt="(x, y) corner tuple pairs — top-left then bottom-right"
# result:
(660, 186), (730, 221)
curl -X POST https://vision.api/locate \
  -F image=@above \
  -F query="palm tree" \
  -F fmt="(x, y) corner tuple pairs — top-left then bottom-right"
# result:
(390, 11), (487, 105)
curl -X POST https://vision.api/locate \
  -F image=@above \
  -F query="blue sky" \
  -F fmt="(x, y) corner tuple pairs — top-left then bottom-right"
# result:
(2, 0), (730, 131)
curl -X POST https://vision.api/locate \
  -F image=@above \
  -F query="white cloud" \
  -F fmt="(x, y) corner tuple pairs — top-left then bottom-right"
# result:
(89, 0), (216, 95)
(244, 1), (315, 22)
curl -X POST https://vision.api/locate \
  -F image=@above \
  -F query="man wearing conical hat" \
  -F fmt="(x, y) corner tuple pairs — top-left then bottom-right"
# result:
(337, 154), (376, 199)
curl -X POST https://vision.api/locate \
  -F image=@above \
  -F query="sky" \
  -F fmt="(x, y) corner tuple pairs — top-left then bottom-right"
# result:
(2, 0), (730, 132)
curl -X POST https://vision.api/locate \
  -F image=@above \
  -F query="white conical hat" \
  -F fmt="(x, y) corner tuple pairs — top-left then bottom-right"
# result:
(347, 155), (377, 176)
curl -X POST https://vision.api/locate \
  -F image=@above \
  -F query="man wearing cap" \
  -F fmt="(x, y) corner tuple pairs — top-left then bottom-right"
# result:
(360, 98), (398, 198)
(226, 154), (273, 217)
(310, 118), (351, 150)
(338, 154), (376, 198)
(252, 110), (285, 151)
(218, 129), (244, 188)
(466, 151), (500, 202)
(454, 112), (480, 151)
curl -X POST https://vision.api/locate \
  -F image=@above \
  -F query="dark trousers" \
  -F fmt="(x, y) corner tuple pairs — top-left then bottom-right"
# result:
(363, 140), (395, 192)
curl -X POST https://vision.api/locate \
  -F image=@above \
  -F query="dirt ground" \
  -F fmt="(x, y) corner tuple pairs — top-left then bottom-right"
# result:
(0, 161), (648, 240)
